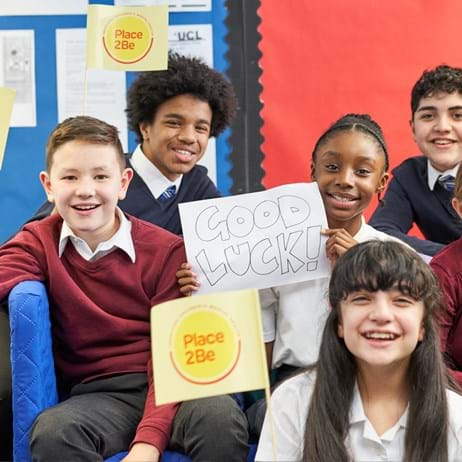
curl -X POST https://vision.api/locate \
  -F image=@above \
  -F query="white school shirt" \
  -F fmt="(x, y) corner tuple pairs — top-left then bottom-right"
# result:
(260, 218), (407, 369)
(255, 371), (462, 462)
(130, 144), (183, 200)
(58, 207), (136, 263)
(426, 159), (460, 191)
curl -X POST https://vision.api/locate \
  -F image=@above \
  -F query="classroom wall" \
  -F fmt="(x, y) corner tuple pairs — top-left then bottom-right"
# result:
(258, 0), (462, 220)
(0, 0), (231, 242)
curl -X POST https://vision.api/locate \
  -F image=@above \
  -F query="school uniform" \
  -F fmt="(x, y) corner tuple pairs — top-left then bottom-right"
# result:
(256, 371), (462, 462)
(369, 156), (462, 257)
(4, 146), (248, 461)
(430, 236), (462, 388)
(260, 219), (406, 370)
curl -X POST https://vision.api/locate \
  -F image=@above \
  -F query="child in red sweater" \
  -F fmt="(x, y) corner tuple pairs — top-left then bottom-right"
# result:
(431, 162), (462, 388)
(0, 116), (185, 462)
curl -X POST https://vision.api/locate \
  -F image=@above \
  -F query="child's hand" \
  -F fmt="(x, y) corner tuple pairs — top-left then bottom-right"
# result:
(176, 262), (200, 296)
(321, 228), (358, 264)
(121, 442), (160, 462)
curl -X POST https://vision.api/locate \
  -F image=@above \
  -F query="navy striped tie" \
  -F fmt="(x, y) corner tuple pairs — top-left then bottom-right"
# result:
(158, 185), (176, 202)
(438, 174), (455, 192)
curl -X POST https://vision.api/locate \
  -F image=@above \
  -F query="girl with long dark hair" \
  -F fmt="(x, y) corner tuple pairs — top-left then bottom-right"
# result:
(256, 240), (462, 461)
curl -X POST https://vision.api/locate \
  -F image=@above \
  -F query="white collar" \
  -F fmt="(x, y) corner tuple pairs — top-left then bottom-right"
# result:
(427, 159), (460, 191)
(352, 216), (367, 240)
(130, 144), (183, 199)
(58, 207), (136, 263)
(350, 382), (408, 443)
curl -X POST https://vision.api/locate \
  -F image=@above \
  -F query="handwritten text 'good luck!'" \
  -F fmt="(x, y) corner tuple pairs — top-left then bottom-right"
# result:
(194, 195), (322, 286)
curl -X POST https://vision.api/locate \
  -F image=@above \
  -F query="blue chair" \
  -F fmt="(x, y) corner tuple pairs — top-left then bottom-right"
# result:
(9, 281), (256, 462)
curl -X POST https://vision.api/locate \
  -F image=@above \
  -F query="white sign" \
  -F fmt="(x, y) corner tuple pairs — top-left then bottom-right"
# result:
(179, 183), (330, 294)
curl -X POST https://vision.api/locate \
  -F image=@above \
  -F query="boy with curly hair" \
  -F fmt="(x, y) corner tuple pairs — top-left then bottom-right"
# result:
(32, 52), (237, 236)
(370, 64), (462, 256)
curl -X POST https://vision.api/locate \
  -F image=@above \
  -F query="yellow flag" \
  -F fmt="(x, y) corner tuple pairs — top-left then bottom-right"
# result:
(151, 289), (270, 405)
(86, 4), (168, 71)
(0, 87), (15, 170)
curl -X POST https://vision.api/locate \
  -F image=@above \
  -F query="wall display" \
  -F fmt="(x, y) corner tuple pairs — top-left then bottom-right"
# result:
(56, 28), (128, 150)
(0, 1), (87, 16)
(0, 30), (36, 127)
(0, 0), (230, 243)
(115, 0), (212, 12)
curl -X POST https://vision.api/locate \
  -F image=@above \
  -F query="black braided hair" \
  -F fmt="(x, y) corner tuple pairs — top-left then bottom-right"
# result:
(312, 113), (389, 171)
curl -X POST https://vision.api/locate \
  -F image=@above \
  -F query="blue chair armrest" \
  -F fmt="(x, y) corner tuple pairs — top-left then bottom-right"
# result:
(8, 281), (255, 462)
(9, 280), (58, 462)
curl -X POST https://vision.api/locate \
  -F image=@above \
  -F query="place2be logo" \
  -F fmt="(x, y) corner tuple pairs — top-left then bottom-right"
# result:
(102, 13), (153, 64)
(169, 305), (241, 385)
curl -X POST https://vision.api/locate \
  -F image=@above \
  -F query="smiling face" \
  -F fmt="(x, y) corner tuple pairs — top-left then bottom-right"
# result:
(312, 130), (388, 235)
(338, 289), (425, 373)
(411, 91), (462, 172)
(40, 140), (133, 251)
(139, 94), (213, 181)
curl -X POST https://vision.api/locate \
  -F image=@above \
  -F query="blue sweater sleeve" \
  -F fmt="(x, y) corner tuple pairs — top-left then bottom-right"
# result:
(369, 175), (444, 256)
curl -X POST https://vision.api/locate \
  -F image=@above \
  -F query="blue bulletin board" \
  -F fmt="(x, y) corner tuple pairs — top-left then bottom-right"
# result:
(0, 0), (231, 243)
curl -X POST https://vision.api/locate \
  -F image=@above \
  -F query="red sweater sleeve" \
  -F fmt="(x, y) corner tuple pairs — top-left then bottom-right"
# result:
(430, 258), (462, 388)
(131, 238), (186, 451)
(0, 227), (47, 300)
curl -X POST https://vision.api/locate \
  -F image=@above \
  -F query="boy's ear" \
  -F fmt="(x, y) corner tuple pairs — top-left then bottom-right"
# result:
(39, 171), (54, 203)
(452, 197), (462, 219)
(139, 122), (150, 141)
(118, 168), (134, 201)
(410, 118), (416, 139)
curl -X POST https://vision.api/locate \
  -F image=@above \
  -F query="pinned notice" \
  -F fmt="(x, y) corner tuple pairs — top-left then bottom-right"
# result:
(86, 4), (168, 71)
(179, 182), (330, 294)
(0, 87), (15, 169)
(151, 289), (269, 405)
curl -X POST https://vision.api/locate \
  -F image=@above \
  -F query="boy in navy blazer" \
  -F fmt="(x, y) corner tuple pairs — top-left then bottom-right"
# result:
(370, 65), (462, 257)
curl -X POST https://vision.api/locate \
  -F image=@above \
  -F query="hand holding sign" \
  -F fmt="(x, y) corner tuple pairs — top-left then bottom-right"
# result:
(179, 183), (330, 294)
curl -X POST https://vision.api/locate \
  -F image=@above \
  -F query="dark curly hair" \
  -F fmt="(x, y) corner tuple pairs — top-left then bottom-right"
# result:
(411, 64), (462, 117)
(126, 52), (237, 142)
(312, 113), (389, 171)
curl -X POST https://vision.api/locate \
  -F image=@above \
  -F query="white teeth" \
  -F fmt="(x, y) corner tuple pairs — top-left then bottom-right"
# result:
(332, 194), (355, 202)
(175, 149), (193, 156)
(365, 332), (396, 340)
(434, 140), (452, 145)
(74, 205), (97, 210)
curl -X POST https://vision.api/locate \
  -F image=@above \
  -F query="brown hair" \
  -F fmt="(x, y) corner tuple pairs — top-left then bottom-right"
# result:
(45, 116), (125, 172)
